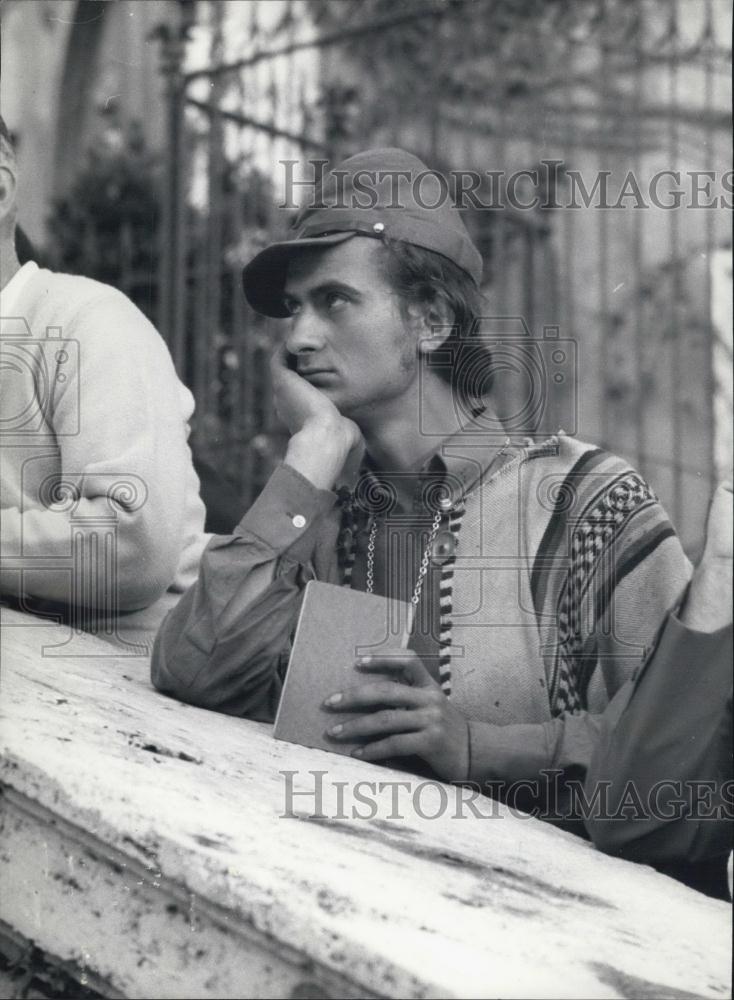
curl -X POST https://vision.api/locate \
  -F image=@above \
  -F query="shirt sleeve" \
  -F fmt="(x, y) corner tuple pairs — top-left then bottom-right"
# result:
(150, 463), (337, 720)
(584, 614), (733, 864)
(466, 713), (606, 834)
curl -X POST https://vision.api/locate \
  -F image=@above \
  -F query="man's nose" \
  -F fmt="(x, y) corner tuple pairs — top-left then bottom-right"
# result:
(284, 307), (326, 355)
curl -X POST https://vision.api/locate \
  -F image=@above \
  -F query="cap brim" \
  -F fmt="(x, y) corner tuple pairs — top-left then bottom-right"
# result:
(242, 232), (357, 317)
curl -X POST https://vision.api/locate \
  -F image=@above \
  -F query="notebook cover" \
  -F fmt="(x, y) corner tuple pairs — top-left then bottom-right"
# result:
(273, 580), (412, 755)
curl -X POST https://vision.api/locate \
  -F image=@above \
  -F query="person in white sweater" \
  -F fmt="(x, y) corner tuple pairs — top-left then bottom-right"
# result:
(0, 116), (207, 633)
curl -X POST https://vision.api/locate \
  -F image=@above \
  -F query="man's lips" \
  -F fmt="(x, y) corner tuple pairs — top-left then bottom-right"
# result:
(299, 368), (337, 380)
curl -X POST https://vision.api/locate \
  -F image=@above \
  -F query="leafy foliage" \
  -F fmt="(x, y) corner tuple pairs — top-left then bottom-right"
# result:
(305, 0), (644, 110)
(46, 122), (160, 321)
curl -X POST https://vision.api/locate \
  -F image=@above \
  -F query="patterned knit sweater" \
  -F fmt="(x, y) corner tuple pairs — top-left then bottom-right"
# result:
(434, 435), (690, 727)
(152, 433), (691, 785)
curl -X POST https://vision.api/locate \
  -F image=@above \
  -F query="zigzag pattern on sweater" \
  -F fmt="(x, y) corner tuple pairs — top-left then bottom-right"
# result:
(537, 464), (673, 715)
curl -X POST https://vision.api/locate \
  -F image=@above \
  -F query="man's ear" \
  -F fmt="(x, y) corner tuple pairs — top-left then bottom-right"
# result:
(414, 297), (456, 357)
(0, 164), (18, 226)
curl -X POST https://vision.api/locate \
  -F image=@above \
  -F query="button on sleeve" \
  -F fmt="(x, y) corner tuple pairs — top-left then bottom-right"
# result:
(236, 463), (336, 557)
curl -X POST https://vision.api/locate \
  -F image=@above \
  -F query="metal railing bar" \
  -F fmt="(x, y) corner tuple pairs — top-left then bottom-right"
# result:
(632, 4), (645, 480)
(182, 3), (466, 84)
(702, 0), (717, 490)
(597, 2), (611, 448)
(185, 96), (327, 151)
(668, 0), (683, 526)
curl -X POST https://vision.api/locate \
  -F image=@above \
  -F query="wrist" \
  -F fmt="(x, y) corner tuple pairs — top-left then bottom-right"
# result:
(679, 561), (732, 632)
(285, 420), (353, 490)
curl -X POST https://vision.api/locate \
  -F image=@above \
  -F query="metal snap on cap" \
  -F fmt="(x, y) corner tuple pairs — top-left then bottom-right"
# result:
(292, 514), (307, 528)
(372, 222), (385, 234)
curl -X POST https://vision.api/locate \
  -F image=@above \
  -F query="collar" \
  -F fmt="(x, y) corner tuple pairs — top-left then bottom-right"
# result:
(336, 403), (520, 511)
(0, 261), (39, 317)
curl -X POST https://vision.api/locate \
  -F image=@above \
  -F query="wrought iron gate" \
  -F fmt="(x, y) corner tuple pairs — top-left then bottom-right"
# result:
(155, 0), (732, 554)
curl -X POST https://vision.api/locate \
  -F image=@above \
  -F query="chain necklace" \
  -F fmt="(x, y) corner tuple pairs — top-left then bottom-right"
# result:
(364, 508), (443, 607)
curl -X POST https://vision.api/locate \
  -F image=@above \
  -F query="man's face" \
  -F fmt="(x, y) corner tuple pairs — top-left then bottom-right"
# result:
(282, 237), (419, 420)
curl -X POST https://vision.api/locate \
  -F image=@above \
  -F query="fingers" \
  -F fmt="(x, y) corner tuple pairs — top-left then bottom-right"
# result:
(326, 707), (427, 743)
(353, 653), (433, 688)
(324, 679), (429, 713)
(351, 732), (425, 762)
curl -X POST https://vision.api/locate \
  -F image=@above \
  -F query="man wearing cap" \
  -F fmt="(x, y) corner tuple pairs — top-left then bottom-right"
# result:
(152, 148), (690, 804)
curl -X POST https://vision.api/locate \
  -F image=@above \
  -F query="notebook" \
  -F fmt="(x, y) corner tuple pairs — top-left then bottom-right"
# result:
(273, 580), (412, 755)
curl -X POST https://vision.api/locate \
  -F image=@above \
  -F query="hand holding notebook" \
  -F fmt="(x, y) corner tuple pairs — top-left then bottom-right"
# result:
(274, 581), (471, 781)
(273, 581), (412, 755)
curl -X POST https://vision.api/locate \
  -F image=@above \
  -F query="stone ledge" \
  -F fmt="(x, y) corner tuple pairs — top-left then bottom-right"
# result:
(1, 609), (731, 999)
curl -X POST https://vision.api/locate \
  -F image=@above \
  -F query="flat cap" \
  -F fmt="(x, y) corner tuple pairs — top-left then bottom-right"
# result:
(242, 147), (483, 317)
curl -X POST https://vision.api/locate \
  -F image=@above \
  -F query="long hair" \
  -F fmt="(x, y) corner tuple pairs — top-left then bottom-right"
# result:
(0, 113), (16, 162)
(377, 236), (492, 404)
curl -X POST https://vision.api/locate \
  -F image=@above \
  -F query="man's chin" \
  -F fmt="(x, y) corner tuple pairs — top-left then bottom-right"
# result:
(337, 397), (376, 425)
(312, 384), (355, 417)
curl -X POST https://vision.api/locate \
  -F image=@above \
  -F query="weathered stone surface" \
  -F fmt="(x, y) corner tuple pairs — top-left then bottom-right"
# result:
(0, 608), (731, 999)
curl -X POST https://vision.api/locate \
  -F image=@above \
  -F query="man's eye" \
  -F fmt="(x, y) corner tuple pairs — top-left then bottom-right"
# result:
(284, 299), (301, 316)
(325, 291), (348, 310)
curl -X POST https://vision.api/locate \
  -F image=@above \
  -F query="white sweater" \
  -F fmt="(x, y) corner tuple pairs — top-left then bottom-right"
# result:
(1, 265), (208, 611)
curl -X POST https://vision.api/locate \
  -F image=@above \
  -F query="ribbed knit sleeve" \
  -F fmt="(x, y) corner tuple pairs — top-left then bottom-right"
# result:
(0, 271), (206, 610)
